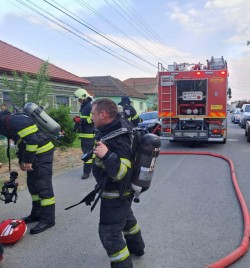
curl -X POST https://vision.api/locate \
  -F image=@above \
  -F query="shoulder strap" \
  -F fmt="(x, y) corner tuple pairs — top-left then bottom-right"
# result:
(4, 113), (12, 131)
(100, 127), (130, 142)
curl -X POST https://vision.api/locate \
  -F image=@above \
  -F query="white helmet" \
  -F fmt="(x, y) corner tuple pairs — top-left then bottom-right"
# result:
(74, 88), (92, 100)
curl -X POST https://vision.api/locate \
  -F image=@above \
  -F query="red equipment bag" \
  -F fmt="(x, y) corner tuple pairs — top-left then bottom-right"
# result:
(0, 219), (27, 244)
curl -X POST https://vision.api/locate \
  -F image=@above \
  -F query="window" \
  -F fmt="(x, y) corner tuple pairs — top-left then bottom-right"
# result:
(245, 105), (250, 112)
(56, 96), (69, 106)
(3, 92), (13, 109)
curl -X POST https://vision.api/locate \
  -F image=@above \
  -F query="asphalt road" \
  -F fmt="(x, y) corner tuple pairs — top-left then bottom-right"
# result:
(1, 114), (250, 268)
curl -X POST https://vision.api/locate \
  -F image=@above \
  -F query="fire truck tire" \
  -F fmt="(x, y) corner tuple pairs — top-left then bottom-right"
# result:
(221, 138), (227, 144)
(247, 132), (250, 142)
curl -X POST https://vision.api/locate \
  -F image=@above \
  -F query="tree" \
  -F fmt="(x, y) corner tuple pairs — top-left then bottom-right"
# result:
(28, 61), (51, 106)
(2, 61), (51, 110)
(2, 71), (30, 110)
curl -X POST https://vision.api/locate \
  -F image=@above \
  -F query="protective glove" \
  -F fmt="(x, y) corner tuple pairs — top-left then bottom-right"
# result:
(65, 185), (100, 210)
(82, 186), (100, 206)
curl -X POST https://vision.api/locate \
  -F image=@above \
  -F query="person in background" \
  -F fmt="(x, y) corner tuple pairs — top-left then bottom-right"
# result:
(73, 88), (95, 180)
(91, 98), (145, 268)
(118, 96), (140, 127)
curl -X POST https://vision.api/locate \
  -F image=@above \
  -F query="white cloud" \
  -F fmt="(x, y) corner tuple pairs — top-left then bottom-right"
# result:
(166, 3), (204, 34)
(205, 0), (244, 8)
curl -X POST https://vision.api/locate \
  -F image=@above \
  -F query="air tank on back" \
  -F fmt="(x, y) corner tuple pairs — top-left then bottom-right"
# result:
(131, 132), (161, 202)
(24, 102), (61, 135)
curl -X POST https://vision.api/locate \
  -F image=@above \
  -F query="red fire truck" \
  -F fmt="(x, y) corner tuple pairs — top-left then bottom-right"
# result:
(158, 56), (228, 143)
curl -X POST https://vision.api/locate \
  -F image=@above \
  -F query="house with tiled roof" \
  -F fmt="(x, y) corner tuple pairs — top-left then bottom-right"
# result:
(123, 77), (158, 110)
(0, 40), (89, 113)
(83, 76), (148, 114)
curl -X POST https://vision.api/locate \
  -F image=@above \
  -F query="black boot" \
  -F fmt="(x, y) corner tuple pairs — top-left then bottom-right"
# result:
(22, 201), (40, 224)
(82, 173), (90, 180)
(30, 204), (55, 235)
(82, 163), (91, 179)
(30, 222), (55, 234)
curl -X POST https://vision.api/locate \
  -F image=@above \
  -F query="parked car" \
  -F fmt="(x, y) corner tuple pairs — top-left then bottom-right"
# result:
(245, 120), (250, 142)
(231, 108), (241, 123)
(239, 104), (250, 128)
(139, 111), (161, 136)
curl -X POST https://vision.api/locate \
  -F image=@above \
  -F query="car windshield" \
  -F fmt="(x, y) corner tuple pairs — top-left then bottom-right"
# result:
(245, 105), (250, 112)
(140, 111), (158, 121)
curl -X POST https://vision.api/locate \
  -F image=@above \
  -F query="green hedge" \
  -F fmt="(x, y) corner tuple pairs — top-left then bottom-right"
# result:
(0, 144), (17, 163)
(48, 105), (77, 148)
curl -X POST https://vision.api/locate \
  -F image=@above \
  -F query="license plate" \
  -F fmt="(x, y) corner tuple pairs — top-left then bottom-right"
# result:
(183, 132), (198, 137)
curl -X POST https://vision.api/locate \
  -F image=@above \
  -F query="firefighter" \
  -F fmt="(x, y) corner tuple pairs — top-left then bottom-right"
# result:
(74, 88), (95, 180)
(0, 110), (55, 234)
(91, 98), (145, 268)
(118, 96), (140, 127)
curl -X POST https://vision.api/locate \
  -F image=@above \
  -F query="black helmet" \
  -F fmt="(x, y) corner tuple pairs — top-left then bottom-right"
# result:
(119, 96), (131, 105)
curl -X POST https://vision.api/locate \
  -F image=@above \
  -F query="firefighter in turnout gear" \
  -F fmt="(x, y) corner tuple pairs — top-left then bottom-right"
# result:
(91, 98), (145, 268)
(0, 110), (55, 234)
(74, 88), (95, 180)
(118, 96), (140, 127)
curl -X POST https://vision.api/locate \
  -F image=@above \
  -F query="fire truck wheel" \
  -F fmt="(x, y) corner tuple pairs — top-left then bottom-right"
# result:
(221, 138), (227, 144)
(247, 132), (250, 142)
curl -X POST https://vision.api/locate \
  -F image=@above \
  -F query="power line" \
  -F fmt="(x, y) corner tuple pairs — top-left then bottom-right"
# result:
(16, 0), (155, 71)
(42, 0), (158, 69)
(112, 0), (181, 62)
(75, 0), (166, 65)
(14, 0), (155, 73)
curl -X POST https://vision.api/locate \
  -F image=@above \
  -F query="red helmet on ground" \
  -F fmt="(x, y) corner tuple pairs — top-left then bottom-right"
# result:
(0, 219), (27, 244)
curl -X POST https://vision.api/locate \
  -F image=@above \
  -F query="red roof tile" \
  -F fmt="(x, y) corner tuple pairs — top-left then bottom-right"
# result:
(123, 77), (157, 94)
(83, 76), (147, 99)
(0, 40), (89, 86)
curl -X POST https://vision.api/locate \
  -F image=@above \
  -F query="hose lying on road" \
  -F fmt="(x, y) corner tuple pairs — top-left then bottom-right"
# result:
(160, 151), (250, 268)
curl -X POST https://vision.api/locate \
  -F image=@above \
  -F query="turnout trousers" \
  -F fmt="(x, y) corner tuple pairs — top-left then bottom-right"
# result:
(80, 137), (95, 175)
(27, 149), (55, 223)
(99, 197), (145, 268)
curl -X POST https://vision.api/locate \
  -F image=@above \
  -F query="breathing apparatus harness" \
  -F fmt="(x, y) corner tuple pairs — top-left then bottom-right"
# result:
(65, 127), (129, 211)
(65, 126), (161, 211)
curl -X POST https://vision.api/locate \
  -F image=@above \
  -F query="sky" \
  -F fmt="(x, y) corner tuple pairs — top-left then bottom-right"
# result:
(1, 0), (250, 102)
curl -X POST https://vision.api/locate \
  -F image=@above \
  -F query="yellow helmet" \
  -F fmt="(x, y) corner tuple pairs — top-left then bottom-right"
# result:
(74, 88), (91, 100)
